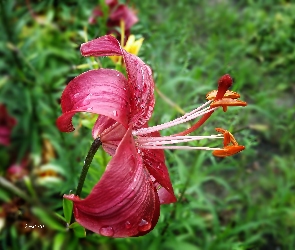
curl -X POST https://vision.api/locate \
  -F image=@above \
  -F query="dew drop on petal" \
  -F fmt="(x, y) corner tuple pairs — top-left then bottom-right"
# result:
(138, 219), (151, 232)
(125, 221), (131, 229)
(99, 226), (114, 237)
(113, 110), (118, 116)
(73, 93), (80, 98)
(87, 107), (93, 111)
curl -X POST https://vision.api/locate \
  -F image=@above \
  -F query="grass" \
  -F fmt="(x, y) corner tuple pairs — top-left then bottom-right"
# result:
(1, 0), (295, 249)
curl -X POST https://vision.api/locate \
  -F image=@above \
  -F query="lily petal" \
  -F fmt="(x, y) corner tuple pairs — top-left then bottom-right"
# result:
(140, 131), (177, 204)
(64, 128), (160, 237)
(80, 35), (155, 129)
(56, 69), (130, 132)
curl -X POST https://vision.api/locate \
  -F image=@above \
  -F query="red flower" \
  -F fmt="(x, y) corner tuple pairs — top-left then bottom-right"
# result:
(57, 35), (176, 237)
(57, 35), (247, 237)
(89, 0), (138, 42)
(0, 104), (17, 146)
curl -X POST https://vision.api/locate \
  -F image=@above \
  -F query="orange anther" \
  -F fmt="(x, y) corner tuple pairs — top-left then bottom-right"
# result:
(210, 98), (247, 111)
(212, 145), (245, 157)
(223, 131), (231, 146)
(206, 90), (241, 100)
(215, 128), (239, 146)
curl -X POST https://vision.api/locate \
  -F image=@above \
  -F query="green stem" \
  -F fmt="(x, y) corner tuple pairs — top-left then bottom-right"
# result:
(75, 137), (102, 197)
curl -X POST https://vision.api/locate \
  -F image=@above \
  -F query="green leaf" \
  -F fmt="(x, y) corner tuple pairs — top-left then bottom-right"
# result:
(53, 233), (66, 250)
(31, 207), (65, 232)
(69, 222), (86, 238)
(63, 198), (73, 224)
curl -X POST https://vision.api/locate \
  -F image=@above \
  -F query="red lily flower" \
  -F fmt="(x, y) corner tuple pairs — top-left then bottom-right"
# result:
(0, 104), (17, 146)
(89, 0), (138, 43)
(57, 35), (247, 237)
(57, 35), (175, 237)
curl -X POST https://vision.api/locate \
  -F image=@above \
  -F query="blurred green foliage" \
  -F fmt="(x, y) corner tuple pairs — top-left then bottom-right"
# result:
(1, 0), (295, 249)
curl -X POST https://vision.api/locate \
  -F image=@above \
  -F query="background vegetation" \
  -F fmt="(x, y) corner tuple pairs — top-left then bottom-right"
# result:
(1, 0), (295, 249)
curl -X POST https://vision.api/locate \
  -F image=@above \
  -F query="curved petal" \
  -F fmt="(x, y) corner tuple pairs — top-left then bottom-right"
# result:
(56, 69), (130, 132)
(140, 131), (177, 204)
(64, 128), (160, 237)
(80, 35), (155, 129)
(80, 35), (122, 57)
(92, 115), (127, 156)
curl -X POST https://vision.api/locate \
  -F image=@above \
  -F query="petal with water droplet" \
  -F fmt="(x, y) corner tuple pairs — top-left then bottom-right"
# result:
(64, 128), (160, 237)
(56, 69), (130, 132)
(80, 35), (155, 129)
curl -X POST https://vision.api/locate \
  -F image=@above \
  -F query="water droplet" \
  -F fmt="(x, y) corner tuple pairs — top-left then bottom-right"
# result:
(74, 93), (80, 98)
(138, 219), (151, 232)
(99, 226), (114, 237)
(87, 107), (93, 111)
(125, 221), (131, 229)
(113, 110), (118, 116)
(117, 74), (120, 77)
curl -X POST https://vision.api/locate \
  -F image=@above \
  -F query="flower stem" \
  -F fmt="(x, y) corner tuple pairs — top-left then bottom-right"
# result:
(75, 137), (102, 197)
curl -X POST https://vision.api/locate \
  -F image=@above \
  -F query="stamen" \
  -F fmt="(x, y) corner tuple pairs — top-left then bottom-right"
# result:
(133, 101), (215, 136)
(215, 128), (238, 145)
(210, 98), (247, 109)
(173, 74), (234, 136)
(136, 134), (223, 145)
(136, 134), (224, 151)
(213, 145), (245, 157)
(138, 145), (222, 151)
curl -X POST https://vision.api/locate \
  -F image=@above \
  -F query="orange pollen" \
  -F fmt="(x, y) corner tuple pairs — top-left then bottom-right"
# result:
(206, 90), (240, 100)
(213, 128), (245, 157)
(212, 145), (245, 157)
(210, 98), (247, 112)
